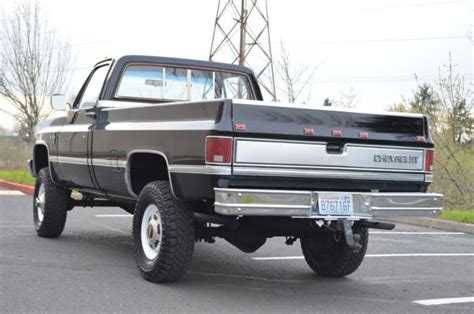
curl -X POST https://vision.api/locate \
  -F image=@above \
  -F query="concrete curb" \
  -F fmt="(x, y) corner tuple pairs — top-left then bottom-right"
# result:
(384, 217), (474, 234)
(0, 179), (34, 195)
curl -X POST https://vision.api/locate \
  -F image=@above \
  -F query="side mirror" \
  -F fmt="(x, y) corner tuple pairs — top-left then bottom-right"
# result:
(51, 94), (67, 111)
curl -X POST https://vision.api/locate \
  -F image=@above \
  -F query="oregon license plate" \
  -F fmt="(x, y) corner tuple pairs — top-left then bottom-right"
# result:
(318, 193), (353, 215)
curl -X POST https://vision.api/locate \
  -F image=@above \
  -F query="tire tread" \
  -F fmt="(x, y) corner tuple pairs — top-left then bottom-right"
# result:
(132, 181), (195, 283)
(301, 225), (368, 277)
(34, 167), (70, 238)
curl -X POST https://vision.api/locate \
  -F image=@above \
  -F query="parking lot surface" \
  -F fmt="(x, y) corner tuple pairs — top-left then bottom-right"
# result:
(1, 187), (473, 313)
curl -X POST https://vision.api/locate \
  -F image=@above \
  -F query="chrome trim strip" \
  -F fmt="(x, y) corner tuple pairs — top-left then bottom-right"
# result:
(234, 138), (424, 171)
(36, 126), (62, 134)
(169, 165), (232, 175)
(56, 156), (88, 165)
(104, 120), (216, 131)
(92, 158), (111, 167)
(371, 207), (443, 211)
(234, 162), (424, 173)
(293, 215), (371, 221)
(216, 188), (312, 195)
(56, 156), (128, 168)
(39, 124), (90, 134)
(60, 124), (91, 132)
(92, 158), (128, 168)
(214, 188), (443, 218)
(98, 100), (155, 109)
(233, 166), (425, 182)
(57, 156), (227, 175)
(235, 136), (429, 151)
(218, 203), (311, 210)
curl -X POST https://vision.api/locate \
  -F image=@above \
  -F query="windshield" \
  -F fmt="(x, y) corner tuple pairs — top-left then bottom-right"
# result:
(115, 64), (255, 102)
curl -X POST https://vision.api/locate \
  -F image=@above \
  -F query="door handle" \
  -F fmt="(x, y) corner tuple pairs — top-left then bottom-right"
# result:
(326, 143), (345, 154)
(85, 112), (97, 120)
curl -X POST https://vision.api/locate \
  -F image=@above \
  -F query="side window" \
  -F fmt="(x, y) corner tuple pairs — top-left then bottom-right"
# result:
(77, 65), (110, 109)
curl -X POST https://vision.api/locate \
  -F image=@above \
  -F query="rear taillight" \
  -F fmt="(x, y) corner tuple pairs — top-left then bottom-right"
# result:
(206, 136), (232, 164)
(424, 149), (434, 172)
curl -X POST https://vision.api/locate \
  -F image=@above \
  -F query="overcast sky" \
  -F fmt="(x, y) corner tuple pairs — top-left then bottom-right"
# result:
(1, 0), (473, 131)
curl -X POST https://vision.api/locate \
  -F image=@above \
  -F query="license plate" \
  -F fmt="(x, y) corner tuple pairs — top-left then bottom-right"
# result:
(318, 193), (353, 215)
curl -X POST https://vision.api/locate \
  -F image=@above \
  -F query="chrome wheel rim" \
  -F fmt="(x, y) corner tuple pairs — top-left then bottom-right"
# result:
(141, 204), (162, 260)
(36, 183), (45, 223)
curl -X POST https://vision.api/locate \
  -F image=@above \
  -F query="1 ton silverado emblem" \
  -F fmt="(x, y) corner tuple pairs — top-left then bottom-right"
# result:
(373, 154), (419, 163)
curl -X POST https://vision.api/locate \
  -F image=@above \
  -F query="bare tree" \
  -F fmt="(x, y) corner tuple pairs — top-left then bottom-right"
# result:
(276, 42), (315, 104)
(387, 102), (409, 112)
(334, 87), (358, 108)
(435, 54), (473, 144)
(389, 55), (474, 209)
(0, 1), (71, 142)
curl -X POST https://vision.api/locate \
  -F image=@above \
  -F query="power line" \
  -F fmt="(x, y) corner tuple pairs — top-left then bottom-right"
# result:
(364, 1), (459, 10)
(277, 35), (471, 46)
(313, 74), (474, 84)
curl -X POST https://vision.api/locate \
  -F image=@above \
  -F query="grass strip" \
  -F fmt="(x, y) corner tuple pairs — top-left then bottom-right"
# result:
(0, 169), (35, 186)
(440, 209), (474, 224)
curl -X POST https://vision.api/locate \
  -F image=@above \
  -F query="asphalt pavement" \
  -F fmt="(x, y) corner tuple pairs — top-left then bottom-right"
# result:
(1, 186), (473, 313)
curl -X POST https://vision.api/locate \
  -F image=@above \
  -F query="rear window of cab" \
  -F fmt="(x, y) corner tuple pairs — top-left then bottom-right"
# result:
(115, 64), (256, 102)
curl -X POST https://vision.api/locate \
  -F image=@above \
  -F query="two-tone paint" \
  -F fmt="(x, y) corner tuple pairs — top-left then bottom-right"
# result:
(31, 55), (435, 211)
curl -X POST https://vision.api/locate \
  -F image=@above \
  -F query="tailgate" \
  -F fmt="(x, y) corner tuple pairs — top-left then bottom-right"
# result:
(231, 100), (431, 182)
(231, 100), (429, 145)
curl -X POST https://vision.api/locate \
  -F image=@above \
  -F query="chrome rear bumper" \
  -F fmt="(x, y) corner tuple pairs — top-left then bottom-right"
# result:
(214, 188), (442, 220)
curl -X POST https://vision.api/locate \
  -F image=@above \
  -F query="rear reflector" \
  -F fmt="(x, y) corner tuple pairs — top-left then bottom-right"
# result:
(234, 124), (246, 131)
(304, 128), (315, 135)
(332, 129), (342, 137)
(359, 131), (369, 139)
(424, 149), (434, 172)
(206, 136), (232, 164)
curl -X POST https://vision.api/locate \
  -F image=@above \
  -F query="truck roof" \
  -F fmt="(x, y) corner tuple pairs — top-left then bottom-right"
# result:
(96, 55), (256, 76)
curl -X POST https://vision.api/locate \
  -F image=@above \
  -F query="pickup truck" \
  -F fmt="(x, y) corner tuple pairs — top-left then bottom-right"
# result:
(28, 55), (443, 283)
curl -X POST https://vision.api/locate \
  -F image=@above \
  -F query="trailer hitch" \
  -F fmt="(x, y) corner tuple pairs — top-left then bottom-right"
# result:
(338, 219), (362, 252)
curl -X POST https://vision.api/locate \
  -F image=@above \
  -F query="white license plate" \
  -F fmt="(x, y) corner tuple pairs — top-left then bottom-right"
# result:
(318, 193), (353, 215)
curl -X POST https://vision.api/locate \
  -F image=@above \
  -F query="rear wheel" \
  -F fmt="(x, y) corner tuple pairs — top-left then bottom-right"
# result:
(33, 167), (70, 238)
(132, 181), (195, 283)
(301, 224), (368, 277)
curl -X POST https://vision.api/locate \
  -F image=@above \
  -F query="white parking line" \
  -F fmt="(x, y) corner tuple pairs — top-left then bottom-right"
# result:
(370, 231), (465, 235)
(367, 253), (474, 257)
(253, 256), (304, 261)
(252, 253), (474, 261)
(413, 296), (474, 306)
(0, 190), (24, 195)
(95, 214), (132, 218)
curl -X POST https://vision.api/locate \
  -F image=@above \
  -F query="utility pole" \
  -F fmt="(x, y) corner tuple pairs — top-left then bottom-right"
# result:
(210, 0), (277, 101)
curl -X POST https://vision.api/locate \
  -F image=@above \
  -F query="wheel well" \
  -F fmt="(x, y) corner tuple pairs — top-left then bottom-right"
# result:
(128, 153), (169, 195)
(34, 145), (49, 174)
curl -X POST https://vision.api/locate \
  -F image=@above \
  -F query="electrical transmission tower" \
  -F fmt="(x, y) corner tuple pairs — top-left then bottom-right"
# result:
(209, 0), (277, 100)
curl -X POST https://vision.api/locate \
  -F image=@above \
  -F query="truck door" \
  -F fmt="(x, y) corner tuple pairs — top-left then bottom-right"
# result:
(56, 64), (110, 189)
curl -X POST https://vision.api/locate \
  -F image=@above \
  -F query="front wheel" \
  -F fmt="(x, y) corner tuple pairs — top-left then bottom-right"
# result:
(132, 181), (195, 283)
(33, 167), (70, 238)
(301, 224), (368, 277)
